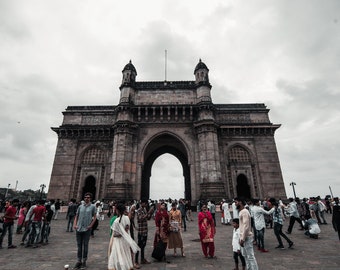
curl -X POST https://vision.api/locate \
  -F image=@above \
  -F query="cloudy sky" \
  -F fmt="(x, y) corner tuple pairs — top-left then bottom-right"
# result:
(1, 0), (339, 200)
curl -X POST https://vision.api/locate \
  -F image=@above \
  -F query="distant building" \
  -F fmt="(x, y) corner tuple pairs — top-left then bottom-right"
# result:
(48, 59), (286, 203)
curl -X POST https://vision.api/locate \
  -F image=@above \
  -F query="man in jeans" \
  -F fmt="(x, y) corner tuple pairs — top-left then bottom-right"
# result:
(0, 199), (19, 249)
(135, 198), (153, 268)
(28, 199), (46, 248)
(73, 193), (96, 269)
(235, 197), (258, 270)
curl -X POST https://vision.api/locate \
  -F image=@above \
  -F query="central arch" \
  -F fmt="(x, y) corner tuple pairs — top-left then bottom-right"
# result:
(141, 134), (191, 201)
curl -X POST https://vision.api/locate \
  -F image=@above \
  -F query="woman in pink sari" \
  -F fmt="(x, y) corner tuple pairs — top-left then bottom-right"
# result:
(198, 204), (216, 258)
(16, 201), (29, 234)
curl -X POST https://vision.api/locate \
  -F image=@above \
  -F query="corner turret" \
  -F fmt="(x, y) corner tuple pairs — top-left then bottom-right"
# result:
(121, 60), (137, 86)
(194, 59), (209, 85)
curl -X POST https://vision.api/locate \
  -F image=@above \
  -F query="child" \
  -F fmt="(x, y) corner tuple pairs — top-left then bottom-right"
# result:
(232, 218), (246, 270)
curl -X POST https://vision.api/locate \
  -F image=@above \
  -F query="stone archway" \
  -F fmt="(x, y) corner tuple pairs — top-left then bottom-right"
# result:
(236, 174), (251, 199)
(141, 134), (191, 201)
(48, 60), (286, 203)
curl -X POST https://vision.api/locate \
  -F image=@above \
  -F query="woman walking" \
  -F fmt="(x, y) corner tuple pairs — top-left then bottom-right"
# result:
(168, 202), (185, 257)
(198, 204), (216, 258)
(108, 203), (140, 270)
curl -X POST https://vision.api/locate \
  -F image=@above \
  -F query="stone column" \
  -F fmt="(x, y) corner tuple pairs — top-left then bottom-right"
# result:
(107, 121), (138, 200)
(194, 120), (226, 201)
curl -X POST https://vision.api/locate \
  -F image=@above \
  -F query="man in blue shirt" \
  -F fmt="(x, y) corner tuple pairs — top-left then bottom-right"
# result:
(73, 193), (96, 269)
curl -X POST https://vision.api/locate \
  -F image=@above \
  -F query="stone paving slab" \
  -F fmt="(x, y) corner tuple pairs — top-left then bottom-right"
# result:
(0, 212), (339, 270)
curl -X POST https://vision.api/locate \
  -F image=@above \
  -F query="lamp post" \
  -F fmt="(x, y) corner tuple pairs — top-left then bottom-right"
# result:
(40, 184), (46, 199)
(5, 183), (11, 198)
(290, 182), (297, 199)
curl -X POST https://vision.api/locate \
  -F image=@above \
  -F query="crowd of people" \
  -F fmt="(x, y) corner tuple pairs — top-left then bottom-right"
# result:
(0, 194), (339, 270)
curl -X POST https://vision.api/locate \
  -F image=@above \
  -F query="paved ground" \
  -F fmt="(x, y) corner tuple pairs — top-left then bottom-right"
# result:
(0, 211), (339, 270)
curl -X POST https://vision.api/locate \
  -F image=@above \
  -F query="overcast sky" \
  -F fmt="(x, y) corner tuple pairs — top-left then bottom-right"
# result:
(1, 0), (339, 200)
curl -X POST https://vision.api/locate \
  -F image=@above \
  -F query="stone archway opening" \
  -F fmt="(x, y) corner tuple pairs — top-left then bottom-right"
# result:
(236, 174), (251, 199)
(141, 134), (191, 201)
(149, 153), (185, 200)
(82, 175), (97, 200)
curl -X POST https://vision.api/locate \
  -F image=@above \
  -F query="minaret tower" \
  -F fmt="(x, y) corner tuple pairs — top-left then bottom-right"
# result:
(194, 59), (225, 199)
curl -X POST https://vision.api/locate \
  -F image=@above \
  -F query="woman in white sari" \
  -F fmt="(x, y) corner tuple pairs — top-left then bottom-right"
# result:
(108, 203), (140, 270)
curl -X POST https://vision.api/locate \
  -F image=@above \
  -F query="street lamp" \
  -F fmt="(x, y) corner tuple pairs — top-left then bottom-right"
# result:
(40, 184), (46, 199)
(290, 182), (297, 199)
(5, 183), (11, 198)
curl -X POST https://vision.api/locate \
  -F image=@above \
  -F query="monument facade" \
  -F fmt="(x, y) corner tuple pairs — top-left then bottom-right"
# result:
(48, 59), (286, 203)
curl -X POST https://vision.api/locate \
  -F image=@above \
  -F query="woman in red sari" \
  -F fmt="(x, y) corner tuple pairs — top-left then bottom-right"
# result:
(198, 204), (216, 258)
(154, 202), (170, 261)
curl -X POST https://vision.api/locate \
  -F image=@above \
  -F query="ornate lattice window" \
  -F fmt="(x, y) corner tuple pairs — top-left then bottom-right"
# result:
(228, 146), (250, 163)
(82, 148), (105, 164)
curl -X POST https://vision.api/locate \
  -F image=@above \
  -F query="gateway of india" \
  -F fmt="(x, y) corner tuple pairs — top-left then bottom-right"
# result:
(48, 59), (286, 204)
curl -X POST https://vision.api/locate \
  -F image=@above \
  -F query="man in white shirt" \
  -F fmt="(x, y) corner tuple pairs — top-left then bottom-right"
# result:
(232, 199), (239, 219)
(222, 200), (232, 225)
(286, 198), (304, 234)
(252, 199), (274, 252)
(235, 197), (258, 270)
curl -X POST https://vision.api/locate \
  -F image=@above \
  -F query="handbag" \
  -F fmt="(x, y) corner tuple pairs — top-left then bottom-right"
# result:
(151, 239), (165, 261)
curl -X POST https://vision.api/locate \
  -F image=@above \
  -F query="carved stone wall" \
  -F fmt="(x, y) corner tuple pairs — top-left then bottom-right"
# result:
(48, 61), (286, 203)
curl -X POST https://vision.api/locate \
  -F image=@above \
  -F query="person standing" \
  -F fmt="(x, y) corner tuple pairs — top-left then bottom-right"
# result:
(252, 199), (274, 252)
(178, 199), (187, 232)
(108, 203), (140, 270)
(135, 199), (153, 267)
(235, 197), (258, 270)
(232, 199), (239, 219)
(317, 197), (327, 224)
(128, 201), (136, 240)
(26, 199), (46, 248)
(232, 218), (246, 270)
(73, 192), (96, 269)
(331, 197), (340, 241)
(66, 199), (78, 232)
(0, 199), (19, 249)
(222, 200), (232, 225)
(198, 204), (216, 258)
(269, 198), (294, 250)
(91, 201), (102, 238)
(154, 202), (170, 262)
(54, 199), (61, 220)
(16, 201), (29, 234)
(208, 200), (217, 227)
(168, 202), (185, 257)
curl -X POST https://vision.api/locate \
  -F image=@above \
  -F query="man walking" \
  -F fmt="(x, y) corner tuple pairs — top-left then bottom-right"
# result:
(286, 198), (303, 234)
(73, 193), (96, 269)
(0, 199), (19, 249)
(235, 197), (258, 270)
(269, 198), (294, 249)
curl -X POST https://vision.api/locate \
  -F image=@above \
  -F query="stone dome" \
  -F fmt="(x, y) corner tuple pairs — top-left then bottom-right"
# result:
(194, 59), (209, 74)
(122, 60), (137, 74)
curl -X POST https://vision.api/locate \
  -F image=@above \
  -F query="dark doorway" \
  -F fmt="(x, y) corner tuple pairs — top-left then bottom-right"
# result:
(236, 174), (251, 199)
(82, 175), (97, 200)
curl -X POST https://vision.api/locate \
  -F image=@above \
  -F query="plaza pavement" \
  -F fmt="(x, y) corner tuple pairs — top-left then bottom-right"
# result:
(0, 211), (339, 270)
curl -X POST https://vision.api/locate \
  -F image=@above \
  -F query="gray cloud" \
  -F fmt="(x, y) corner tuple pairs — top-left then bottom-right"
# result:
(1, 0), (339, 199)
